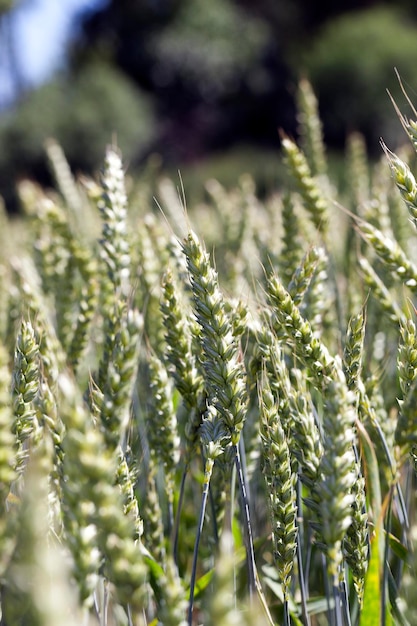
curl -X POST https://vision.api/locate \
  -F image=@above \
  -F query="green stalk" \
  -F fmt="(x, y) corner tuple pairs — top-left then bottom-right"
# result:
(172, 463), (188, 566)
(382, 487), (394, 626)
(295, 479), (311, 626)
(187, 454), (215, 626)
(234, 442), (257, 596)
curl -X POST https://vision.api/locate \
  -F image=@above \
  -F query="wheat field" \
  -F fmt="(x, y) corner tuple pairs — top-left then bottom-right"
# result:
(0, 79), (417, 625)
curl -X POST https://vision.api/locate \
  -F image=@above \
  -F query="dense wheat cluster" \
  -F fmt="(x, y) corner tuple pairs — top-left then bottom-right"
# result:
(1, 80), (417, 625)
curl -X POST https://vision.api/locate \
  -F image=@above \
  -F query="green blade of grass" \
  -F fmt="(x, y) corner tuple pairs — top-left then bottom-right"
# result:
(360, 526), (382, 626)
(357, 419), (394, 625)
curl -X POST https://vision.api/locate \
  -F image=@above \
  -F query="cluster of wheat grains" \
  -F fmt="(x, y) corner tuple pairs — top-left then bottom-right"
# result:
(2, 79), (417, 625)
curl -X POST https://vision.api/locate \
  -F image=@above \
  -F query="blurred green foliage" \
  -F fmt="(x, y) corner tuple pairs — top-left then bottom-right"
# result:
(147, 0), (270, 99)
(300, 7), (417, 149)
(0, 62), (155, 208)
(0, 0), (16, 14)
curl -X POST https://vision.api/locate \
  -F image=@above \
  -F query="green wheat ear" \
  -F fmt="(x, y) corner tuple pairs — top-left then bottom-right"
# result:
(306, 369), (357, 580)
(359, 218), (417, 292)
(281, 135), (329, 236)
(287, 245), (323, 305)
(182, 229), (263, 616)
(147, 351), (181, 513)
(395, 315), (417, 460)
(266, 272), (357, 579)
(155, 556), (188, 626)
(0, 343), (17, 578)
(98, 303), (143, 450)
(344, 468), (368, 607)
(346, 132), (370, 210)
(278, 192), (304, 287)
(265, 270), (335, 387)
(259, 374), (297, 602)
(160, 265), (204, 415)
(98, 146), (131, 297)
(2, 441), (81, 626)
(12, 318), (41, 476)
(60, 372), (148, 612)
(381, 142), (417, 230)
(296, 77), (327, 178)
(181, 229), (248, 445)
(358, 256), (404, 324)
(45, 138), (84, 218)
(343, 308), (366, 392)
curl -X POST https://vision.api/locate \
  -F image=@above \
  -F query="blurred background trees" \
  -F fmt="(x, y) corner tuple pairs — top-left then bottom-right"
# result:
(2, 0), (417, 210)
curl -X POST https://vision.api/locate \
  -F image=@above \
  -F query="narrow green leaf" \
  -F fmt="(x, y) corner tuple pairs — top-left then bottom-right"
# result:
(387, 531), (408, 562)
(360, 527), (382, 625)
(192, 568), (215, 599)
(357, 418), (381, 521)
(357, 419), (389, 624)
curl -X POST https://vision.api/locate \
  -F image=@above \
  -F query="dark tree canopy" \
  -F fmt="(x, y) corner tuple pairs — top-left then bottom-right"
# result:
(69, 0), (417, 161)
(70, 0), (295, 163)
